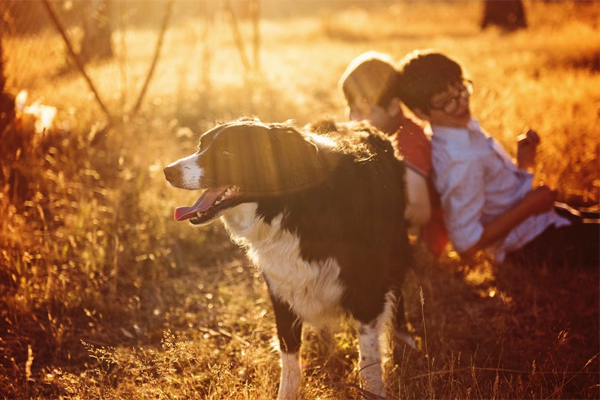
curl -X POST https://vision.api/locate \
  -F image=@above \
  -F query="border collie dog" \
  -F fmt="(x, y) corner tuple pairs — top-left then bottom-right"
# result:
(164, 118), (412, 399)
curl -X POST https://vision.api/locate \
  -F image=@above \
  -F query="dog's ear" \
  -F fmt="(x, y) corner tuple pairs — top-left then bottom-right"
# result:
(268, 124), (319, 161)
(265, 124), (333, 193)
(235, 115), (262, 123)
(307, 118), (338, 135)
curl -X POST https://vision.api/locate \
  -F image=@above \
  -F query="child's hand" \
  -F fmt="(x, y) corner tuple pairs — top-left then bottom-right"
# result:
(523, 185), (557, 215)
(517, 128), (540, 170)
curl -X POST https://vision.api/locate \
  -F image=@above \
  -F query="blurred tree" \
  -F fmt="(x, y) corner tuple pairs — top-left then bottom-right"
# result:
(1, 0), (49, 35)
(0, 40), (15, 135)
(80, 0), (113, 63)
(481, 0), (527, 31)
(0, 41), (6, 97)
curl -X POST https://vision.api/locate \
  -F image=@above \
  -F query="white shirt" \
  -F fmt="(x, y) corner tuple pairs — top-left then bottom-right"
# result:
(430, 119), (570, 262)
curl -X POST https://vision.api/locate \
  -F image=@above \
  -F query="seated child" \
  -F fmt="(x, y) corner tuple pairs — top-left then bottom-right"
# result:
(339, 51), (448, 256)
(397, 50), (599, 266)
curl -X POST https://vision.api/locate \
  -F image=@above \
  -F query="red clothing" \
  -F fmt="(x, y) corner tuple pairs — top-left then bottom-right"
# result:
(395, 117), (432, 176)
(394, 117), (449, 257)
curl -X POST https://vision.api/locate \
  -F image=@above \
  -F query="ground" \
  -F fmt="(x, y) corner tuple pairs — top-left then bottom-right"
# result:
(0, 1), (598, 399)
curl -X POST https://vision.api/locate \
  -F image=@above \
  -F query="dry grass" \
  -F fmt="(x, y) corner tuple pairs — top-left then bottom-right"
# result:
(1, 1), (599, 399)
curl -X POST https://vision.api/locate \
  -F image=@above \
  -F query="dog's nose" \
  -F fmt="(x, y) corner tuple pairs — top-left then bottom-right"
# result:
(163, 164), (177, 183)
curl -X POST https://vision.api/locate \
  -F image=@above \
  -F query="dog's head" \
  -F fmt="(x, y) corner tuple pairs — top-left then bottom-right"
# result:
(164, 118), (334, 225)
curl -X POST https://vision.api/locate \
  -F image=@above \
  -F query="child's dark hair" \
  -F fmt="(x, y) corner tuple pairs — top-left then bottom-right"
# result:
(339, 51), (401, 108)
(399, 50), (465, 114)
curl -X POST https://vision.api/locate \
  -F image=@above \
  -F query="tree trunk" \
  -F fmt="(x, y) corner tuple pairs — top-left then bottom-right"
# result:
(481, 0), (527, 31)
(80, 0), (113, 63)
(0, 40), (15, 135)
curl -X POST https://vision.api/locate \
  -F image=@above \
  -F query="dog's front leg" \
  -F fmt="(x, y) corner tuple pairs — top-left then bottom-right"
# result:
(357, 319), (385, 398)
(268, 288), (303, 400)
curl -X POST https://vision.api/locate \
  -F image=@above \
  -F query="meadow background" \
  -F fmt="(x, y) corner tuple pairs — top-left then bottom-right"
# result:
(0, 1), (598, 399)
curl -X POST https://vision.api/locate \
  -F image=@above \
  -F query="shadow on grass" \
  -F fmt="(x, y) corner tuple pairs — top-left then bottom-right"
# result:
(399, 253), (599, 399)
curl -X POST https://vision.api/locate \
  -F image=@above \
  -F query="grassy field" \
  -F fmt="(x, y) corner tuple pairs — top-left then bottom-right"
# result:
(1, 1), (599, 399)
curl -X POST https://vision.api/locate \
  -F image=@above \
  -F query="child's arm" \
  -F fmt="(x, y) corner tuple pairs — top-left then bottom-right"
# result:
(461, 185), (556, 258)
(404, 167), (431, 227)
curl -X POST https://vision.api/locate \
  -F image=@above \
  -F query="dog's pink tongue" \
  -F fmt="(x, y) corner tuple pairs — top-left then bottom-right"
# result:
(174, 187), (229, 221)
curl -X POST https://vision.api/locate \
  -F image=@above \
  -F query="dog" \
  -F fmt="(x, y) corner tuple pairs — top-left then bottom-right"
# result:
(164, 117), (413, 399)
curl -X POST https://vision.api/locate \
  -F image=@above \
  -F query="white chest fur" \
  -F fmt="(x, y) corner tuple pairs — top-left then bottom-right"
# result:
(222, 203), (345, 327)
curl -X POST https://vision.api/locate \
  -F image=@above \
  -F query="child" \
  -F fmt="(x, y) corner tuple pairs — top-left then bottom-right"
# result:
(398, 50), (599, 266)
(339, 51), (448, 256)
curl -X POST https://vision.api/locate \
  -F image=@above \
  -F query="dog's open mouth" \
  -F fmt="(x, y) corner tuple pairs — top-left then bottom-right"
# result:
(174, 186), (239, 224)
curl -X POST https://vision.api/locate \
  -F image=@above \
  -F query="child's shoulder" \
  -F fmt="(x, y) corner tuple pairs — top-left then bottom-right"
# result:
(403, 115), (426, 132)
(395, 117), (432, 176)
